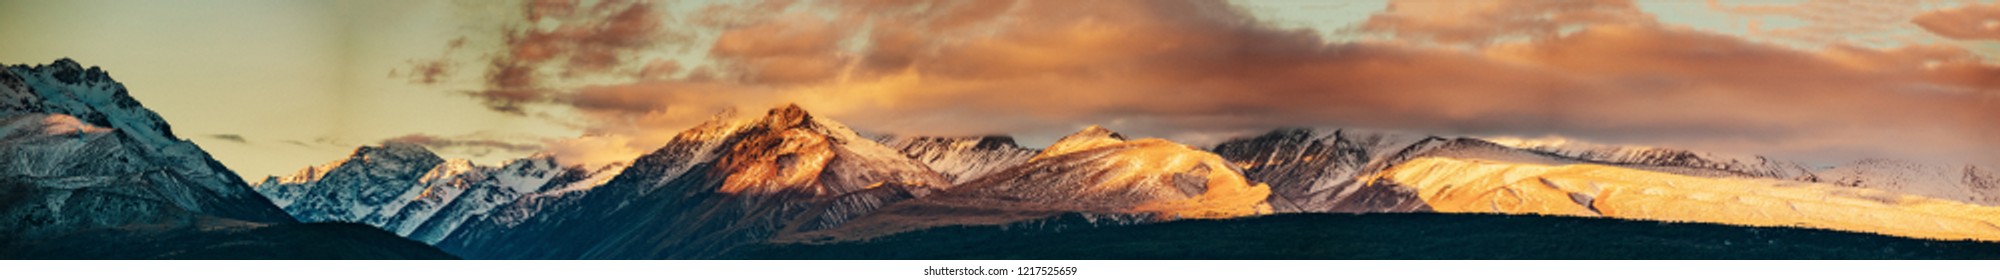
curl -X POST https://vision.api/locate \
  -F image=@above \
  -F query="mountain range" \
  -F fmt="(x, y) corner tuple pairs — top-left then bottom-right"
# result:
(8, 59), (2000, 259)
(260, 103), (2000, 258)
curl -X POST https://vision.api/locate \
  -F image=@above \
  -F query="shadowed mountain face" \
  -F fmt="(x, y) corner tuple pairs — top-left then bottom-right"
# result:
(0, 59), (449, 260)
(1209, 129), (1439, 213)
(436, 104), (951, 259)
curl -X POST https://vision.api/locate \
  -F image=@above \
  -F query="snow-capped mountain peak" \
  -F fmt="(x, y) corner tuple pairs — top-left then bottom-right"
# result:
(1031, 125), (1129, 162)
(252, 141), (604, 243)
(433, 104), (950, 259)
(5, 58), (180, 150)
(709, 103), (946, 195)
(256, 143), (446, 223)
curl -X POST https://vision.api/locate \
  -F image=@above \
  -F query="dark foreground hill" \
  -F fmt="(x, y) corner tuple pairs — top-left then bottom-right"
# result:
(740, 213), (2000, 260)
(3, 222), (456, 260)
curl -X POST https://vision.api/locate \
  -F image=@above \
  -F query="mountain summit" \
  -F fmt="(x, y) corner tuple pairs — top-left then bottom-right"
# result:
(1031, 125), (1127, 162)
(259, 142), (447, 223)
(436, 103), (949, 259)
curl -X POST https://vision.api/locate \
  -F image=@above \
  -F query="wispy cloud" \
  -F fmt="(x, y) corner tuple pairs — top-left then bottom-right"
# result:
(207, 134), (248, 144)
(383, 133), (542, 157)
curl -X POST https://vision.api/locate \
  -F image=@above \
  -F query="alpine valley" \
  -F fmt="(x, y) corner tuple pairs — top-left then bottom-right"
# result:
(8, 59), (2000, 259)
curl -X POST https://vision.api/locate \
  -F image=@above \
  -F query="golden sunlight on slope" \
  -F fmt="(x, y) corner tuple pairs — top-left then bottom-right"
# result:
(788, 128), (1271, 242)
(1075, 139), (1275, 220)
(1028, 125), (1127, 163)
(716, 129), (834, 195)
(1380, 157), (2000, 241)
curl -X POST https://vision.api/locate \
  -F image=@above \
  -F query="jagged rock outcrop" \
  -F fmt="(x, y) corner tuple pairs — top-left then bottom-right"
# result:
(878, 135), (1038, 184)
(1209, 129), (1439, 213)
(792, 126), (1273, 242)
(436, 104), (950, 259)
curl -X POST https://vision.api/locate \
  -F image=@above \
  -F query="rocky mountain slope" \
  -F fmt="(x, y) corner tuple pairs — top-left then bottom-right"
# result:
(1209, 129), (1439, 213)
(878, 135), (1038, 184)
(257, 143), (447, 224)
(1819, 159), (2000, 206)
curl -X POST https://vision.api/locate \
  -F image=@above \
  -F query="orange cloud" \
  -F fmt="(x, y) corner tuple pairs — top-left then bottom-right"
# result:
(464, 0), (691, 115)
(1709, 0), (1931, 46)
(1913, 2), (2000, 40)
(437, 0), (2000, 167)
(1361, 0), (1654, 45)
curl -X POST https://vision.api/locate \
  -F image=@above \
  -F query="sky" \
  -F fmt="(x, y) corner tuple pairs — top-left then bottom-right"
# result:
(2, 0), (1997, 180)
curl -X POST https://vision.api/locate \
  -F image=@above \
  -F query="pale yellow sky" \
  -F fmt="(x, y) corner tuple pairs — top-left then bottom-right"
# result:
(0, 0), (574, 180)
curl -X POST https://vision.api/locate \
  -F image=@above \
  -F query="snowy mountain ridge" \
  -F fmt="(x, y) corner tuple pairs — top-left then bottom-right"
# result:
(252, 142), (599, 243)
(876, 134), (1038, 184)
